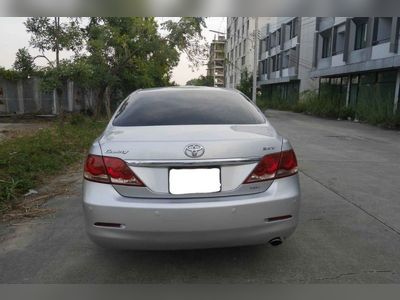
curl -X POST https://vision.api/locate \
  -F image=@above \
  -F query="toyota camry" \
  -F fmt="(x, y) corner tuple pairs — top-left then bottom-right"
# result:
(83, 86), (300, 250)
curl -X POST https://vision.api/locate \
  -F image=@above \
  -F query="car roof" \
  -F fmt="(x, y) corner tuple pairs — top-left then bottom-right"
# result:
(131, 86), (241, 96)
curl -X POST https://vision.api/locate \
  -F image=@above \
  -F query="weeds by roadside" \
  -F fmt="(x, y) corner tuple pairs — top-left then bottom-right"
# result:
(0, 115), (106, 214)
(257, 90), (400, 128)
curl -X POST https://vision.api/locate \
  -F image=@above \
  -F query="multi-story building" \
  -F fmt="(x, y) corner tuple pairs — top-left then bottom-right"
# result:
(207, 36), (226, 87)
(257, 17), (319, 102)
(225, 17), (276, 88)
(311, 17), (400, 117)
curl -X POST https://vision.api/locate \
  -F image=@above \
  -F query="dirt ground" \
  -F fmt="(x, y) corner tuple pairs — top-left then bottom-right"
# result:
(1, 161), (83, 223)
(0, 121), (53, 141)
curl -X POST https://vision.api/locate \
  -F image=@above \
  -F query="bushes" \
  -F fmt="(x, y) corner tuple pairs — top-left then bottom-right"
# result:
(258, 88), (399, 128)
(0, 116), (106, 213)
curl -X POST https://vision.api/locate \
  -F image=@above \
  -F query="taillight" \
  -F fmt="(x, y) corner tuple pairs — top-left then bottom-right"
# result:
(84, 155), (109, 183)
(244, 149), (298, 184)
(275, 150), (298, 179)
(84, 154), (144, 186)
(103, 156), (143, 186)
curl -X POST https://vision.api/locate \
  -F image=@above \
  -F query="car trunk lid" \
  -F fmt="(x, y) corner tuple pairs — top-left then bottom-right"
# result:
(99, 124), (282, 198)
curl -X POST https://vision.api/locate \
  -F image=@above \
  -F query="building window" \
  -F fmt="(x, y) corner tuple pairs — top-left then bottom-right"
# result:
(276, 29), (281, 46)
(260, 59), (268, 74)
(284, 23), (291, 43)
(271, 54), (282, 72)
(270, 32), (275, 48)
(377, 70), (397, 83)
(284, 18), (298, 41)
(282, 50), (290, 69)
(373, 17), (392, 45)
(354, 18), (369, 50)
(321, 29), (332, 58)
(259, 38), (266, 58)
(289, 47), (297, 68)
(333, 24), (346, 55)
(247, 19), (250, 36)
(360, 72), (377, 85)
(215, 52), (224, 60)
(291, 18), (298, 39)
(271, 56), (277, 72)
(277, 54), (281, 70)
(241, 56), (245, 65)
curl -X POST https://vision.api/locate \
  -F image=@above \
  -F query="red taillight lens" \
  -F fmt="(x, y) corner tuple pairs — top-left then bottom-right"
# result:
(103, 156), (143, 186)
(244, 150), (298, 184)
(276, 149), (298, 179)
(84, 155), (109, 183)
(84, 155), (144, 186)
(245, 153), (281, 183)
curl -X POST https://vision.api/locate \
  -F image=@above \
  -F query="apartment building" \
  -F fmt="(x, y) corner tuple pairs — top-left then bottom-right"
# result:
(225, 17), (276, 88)
(207, 36), (226, 87)
(257, 17), (319, 103)
(311, 17), (400, 117)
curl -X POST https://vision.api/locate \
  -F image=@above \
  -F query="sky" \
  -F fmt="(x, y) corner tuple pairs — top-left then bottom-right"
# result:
(0, 17), (226, 85)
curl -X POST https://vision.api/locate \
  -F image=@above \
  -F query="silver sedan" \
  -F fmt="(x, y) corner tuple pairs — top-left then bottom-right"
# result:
(83, 87), (300, 250)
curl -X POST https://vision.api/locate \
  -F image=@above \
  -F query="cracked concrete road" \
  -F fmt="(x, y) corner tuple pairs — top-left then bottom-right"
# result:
(1, 110), (400, 283)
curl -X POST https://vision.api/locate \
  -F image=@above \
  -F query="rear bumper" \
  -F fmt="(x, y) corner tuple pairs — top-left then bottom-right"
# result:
(82, 175), (301, 250)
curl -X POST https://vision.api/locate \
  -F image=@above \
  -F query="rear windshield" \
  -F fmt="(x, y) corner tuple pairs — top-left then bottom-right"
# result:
(112, 89), (265, 126)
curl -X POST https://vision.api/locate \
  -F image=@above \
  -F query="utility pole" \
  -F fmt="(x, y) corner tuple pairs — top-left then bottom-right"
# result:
(53, 17), (60, 116)
(252, 17), (259, 104)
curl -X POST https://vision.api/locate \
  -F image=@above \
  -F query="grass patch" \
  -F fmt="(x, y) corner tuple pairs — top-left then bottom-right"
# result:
(0, 115), (107, 214)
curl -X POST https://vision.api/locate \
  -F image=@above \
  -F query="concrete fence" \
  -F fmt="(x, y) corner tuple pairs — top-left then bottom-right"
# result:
(0, 76), (96, 115)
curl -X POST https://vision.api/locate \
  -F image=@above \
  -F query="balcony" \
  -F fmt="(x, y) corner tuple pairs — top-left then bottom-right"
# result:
(283, 36), (298, 51)
(371, 40), (398, 60)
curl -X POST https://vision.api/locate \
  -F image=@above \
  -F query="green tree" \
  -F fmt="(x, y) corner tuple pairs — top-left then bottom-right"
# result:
(25, 17), (84, 116)
(84, 17), (206, 117)
(23, 17), (207, 118)
(25, 17), (84, 68)
(161, 17), (208, 69)
(83, 17), (178, 117)
(186, 75), (214, 86)
(13, 47), (36, 77)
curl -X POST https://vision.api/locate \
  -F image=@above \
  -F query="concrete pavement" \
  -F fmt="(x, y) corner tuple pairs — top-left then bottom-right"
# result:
(0, 110), (400, 283)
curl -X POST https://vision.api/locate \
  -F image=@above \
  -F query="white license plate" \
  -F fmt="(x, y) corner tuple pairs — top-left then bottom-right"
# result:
(169, 168), (221, 195)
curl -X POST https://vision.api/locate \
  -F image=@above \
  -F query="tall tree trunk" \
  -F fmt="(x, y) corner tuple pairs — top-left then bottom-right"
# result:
(104, 85), (112, 119)
(54, 17), (65, 126)
(94, 88), (104, 118)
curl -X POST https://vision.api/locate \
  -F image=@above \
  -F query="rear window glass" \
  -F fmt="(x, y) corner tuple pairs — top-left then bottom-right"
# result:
(112, 88), (265, 126)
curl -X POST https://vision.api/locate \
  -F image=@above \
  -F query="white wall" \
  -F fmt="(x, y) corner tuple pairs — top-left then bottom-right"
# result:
(299, 17), (319, 92)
